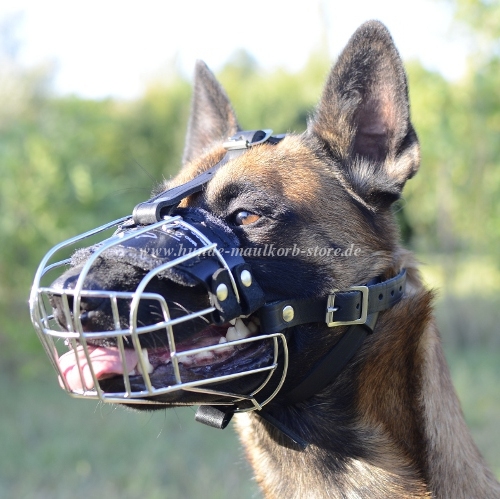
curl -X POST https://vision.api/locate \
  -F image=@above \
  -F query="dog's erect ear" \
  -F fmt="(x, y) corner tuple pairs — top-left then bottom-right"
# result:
(308, 20), (419, 205)
(182, 61), (240, 165)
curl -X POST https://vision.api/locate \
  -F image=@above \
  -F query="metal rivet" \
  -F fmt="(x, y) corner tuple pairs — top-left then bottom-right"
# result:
(240, 270), (252, 287)
(216, 283), (228, 302)
(282, 305), (294, 323)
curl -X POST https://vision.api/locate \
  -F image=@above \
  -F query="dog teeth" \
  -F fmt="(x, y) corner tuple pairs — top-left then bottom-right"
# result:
(247, 321), (258, 334)
(180, 350), (215, 366)
(217, 336), (234, 354)
(136, 348), (154, 375)
(225, 327), (238, 341)
(226, 319), (251, 341)
(177, 315), (262, 368)
(236, 318), (251, 337)
(179, 355), (194, 366)
(192, 351), (214, 363)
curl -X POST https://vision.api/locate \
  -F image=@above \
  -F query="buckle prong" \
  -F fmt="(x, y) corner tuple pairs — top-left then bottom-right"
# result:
(326, 286), (369, 327)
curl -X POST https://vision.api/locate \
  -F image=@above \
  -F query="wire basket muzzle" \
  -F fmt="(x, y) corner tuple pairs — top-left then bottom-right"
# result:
(29, 209), (288, 411)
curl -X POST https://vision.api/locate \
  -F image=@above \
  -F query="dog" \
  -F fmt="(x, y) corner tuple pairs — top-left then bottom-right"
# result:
(31, 20), (500, 498)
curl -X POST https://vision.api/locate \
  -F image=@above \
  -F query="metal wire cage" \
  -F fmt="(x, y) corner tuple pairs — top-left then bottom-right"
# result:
(29, 215), (288, 411)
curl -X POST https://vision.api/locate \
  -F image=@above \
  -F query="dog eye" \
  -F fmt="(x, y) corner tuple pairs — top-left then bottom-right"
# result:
(234, 211), (261, 226)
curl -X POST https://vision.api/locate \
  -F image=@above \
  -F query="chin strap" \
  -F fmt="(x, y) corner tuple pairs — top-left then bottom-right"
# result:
(195, 270), (407, 449)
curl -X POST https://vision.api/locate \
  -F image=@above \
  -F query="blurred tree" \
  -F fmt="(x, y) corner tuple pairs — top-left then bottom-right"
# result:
(424, 0), (500, 255)
(218, 49), (329, 133)
(0, 21), (191, 358)
(120, 78), (191, 189)
(446, 0), (500, 54)
(1, 5), (499, 365)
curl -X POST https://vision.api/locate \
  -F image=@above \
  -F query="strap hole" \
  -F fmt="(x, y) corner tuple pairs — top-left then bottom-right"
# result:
(378, 293), (384, 300)
(399, 286), (403, 292)
(391, 290), (395, 297)
(356, 303), (360, 309)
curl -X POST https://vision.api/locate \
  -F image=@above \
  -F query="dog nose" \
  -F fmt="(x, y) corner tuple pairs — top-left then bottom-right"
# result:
(49, 265), (108, 331)
(49, 290), (107, 331)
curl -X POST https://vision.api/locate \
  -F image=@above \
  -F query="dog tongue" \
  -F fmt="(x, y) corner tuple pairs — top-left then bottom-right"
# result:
(58, 345), (138, 391)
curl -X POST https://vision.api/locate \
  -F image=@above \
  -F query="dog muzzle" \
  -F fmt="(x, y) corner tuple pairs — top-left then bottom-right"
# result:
(30, 130), (290, 416)
(29, 206), (289, 409)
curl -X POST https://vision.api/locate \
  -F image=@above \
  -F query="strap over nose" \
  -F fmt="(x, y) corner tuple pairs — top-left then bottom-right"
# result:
(114, 209), (266, 323)
(132, 130), (284, 225)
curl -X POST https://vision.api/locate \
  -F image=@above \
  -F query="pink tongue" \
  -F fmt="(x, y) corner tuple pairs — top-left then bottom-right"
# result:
(58, 345), (139, 391)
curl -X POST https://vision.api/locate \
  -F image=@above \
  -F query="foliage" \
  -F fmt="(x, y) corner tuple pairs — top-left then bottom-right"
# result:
(442, 0), (500, 56)
(0, 65), (192, 356)
(403, 59), (500, 255)
(0, 2), (499, 359)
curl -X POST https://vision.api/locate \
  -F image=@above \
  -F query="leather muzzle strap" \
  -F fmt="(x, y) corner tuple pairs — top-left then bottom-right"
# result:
(252, 270), (407, 446)
(257, 270), (406, 335)
(196, 271), (407, 449)
(257, 270), (406, 405)
(133, 130), (284, 225)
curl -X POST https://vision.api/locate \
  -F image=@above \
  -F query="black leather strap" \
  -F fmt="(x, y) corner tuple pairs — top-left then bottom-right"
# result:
(194, 271), (406, 445)
(283, 313), (378, 404)
(256, 410), (309, 449)
(258, 270), (406, 334)
(133, 153), (234, 224)
(195, 403), (309, 449)
(133, 130), (285, 225)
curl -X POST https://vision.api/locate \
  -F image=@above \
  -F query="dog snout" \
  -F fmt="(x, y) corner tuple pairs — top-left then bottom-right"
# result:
(48, 259), (143, 333)
(48, 256), (213, 343)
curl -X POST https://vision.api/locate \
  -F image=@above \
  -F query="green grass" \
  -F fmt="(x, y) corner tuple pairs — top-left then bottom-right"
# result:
(445, 347), (500, 478)
(1, 344), (498, 499)
(3, 259), (500, 498)
(0, 361), (259, 499)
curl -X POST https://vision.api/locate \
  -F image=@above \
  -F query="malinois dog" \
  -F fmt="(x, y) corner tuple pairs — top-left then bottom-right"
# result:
(31, 21), (500, 498)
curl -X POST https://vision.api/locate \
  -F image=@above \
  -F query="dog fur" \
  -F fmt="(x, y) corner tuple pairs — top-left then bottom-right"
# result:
(53, 20), (500, 498)
(169, 21), (500, 498)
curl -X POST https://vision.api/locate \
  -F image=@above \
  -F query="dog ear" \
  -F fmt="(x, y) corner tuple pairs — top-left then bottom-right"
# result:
(308, 20), (419, 205)
(182, 61), (240, 165)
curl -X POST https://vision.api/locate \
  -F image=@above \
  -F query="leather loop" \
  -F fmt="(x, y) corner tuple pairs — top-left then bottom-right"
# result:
(195, 405), (234, 429)
(210, 269), (241, 323)
(232, 263), (266, 316)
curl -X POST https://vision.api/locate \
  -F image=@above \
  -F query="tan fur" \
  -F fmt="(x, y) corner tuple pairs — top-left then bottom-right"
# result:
(421, 322), (500, 497)
(235, 261), (499, 498)
(161, 21), (500, 498)
(165, 133), (500, 499)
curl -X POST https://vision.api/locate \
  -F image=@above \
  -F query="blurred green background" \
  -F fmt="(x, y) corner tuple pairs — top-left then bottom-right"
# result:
(1, 1), (499, 497)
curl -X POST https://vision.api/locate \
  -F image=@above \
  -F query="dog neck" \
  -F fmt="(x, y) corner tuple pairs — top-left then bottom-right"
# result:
(234, 263), (500, 499)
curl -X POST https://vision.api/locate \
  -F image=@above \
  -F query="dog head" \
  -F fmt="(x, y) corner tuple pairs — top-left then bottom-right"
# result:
(31, 21), (419, 415)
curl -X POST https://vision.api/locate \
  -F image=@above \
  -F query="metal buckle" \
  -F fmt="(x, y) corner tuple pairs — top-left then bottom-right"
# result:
(325, 286), (369, 327)
(223, 129), (273, 150)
